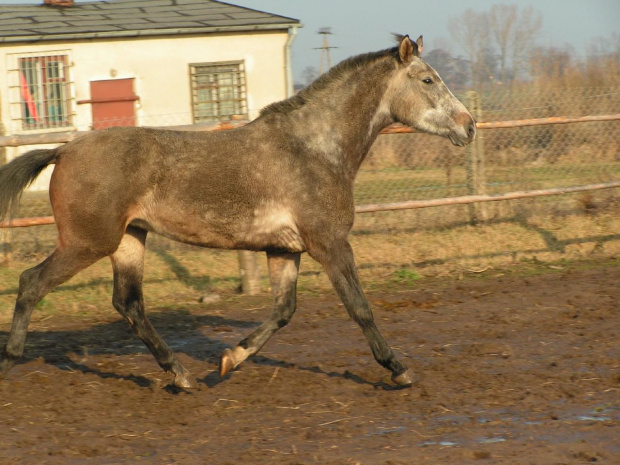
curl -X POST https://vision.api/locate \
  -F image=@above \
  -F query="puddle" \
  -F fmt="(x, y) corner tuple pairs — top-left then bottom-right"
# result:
(576, 415), (612, 422)
(439, 441), (458, 447)
(365, 426), (407, 436)
(372, 405), (619, 450)
(479, 437), (507, 444)
(573, 405), (618, 423)
(419, 441), (459, 447)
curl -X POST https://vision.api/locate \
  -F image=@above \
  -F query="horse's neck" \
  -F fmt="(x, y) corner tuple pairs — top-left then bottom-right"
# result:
(289, 65), (394, 179)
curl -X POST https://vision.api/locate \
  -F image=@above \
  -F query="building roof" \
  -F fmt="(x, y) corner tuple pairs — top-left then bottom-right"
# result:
(0, 0), (300, 44)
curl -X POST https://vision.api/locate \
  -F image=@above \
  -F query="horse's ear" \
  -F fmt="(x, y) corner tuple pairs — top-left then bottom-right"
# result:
(398, 34), (414, 64)
(415, 35), (423, 57)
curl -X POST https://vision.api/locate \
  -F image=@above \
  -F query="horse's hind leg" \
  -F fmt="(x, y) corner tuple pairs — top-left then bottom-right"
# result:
(220, 251), (300, 377)
(309, 238), (415, 386)
(0, 247), (102, 377)
(110, 226), (196, 389)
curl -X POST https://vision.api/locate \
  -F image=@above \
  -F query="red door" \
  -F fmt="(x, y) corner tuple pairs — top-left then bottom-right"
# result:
(86, 78), (138, 129)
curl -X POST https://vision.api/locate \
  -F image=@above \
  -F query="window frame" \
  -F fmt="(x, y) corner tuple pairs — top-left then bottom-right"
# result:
(189, 61), (248, 123)
(9, 52), (74, 131)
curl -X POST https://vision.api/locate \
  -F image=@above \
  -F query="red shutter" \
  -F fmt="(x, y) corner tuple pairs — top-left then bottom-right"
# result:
(79, 78), (138, 129)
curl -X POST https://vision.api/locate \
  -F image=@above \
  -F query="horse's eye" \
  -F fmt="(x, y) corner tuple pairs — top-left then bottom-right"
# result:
(422, 78), (434, 85)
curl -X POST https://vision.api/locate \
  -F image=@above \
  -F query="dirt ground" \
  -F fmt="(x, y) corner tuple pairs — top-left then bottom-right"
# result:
(0, 264), (618, 464)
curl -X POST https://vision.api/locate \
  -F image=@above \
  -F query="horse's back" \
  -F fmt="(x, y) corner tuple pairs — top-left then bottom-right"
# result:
(48, 125), (297, 251)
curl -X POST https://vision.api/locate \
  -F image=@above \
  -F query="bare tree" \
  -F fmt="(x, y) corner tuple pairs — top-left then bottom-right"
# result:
(448, 9), (491, 87)
(450, 4), (542, 85)
(529, 46), (573, 81)
(509, 6), (542, 80)
(425, 48), (470, 90)
(300, 66), (319, 87)
(488, 4), (518, 83)
(586, 32), (620, 69)
(585, 34), (620, 86)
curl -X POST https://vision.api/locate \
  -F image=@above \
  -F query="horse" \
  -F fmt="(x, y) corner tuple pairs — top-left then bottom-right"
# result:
(0, 35), (475, 389)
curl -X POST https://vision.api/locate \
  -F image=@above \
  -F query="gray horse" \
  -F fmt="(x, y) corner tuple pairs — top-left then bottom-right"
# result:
(0, 35), (475, 389)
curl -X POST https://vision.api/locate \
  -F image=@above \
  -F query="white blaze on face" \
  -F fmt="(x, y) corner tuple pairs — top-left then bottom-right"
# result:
(418, 106), (450, 135)
(419, 84), (470, 138)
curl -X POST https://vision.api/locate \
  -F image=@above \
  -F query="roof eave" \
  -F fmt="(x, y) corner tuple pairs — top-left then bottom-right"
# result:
(0, 22), (302, 44)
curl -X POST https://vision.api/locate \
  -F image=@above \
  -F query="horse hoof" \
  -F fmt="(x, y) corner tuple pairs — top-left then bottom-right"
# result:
(392, 369), (416, 386)
(219, 349), (236, 378)
(174, 371), (198, 389)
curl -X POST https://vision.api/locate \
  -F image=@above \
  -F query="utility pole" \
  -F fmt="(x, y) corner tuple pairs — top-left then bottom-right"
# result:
(315, 27), (337, 74)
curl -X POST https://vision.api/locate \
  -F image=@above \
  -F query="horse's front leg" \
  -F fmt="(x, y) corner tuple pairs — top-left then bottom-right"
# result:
(219, 251), (300, 377)
(309, 238), (415, 386)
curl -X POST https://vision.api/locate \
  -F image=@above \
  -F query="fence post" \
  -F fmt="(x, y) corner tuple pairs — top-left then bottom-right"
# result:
(0, 97), (8, 264)
(237, 250), (261, 295)
(1, 230), (11, 264)
(465, 90), (488, 224)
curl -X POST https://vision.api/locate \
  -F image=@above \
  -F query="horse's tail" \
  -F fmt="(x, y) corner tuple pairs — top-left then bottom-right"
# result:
(0, 149), (58, 223)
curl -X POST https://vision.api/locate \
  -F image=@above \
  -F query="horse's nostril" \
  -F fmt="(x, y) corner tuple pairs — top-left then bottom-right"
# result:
(468, 120), (476, 139)
(454, 112), (477, 141)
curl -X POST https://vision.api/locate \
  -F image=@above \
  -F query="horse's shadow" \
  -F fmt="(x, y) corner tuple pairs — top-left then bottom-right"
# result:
(1, 309), (245, 387)
(1, 308), (392, 391)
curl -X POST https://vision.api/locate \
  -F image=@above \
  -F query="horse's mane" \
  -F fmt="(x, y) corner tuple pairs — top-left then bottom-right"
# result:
(260, 46), (401, 117)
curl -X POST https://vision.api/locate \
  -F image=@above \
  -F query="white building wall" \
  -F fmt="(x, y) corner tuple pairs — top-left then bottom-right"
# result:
(0, 31), (289, 190)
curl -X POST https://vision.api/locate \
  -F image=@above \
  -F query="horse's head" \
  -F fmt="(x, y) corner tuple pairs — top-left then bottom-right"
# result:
(388, 35), (476, 146)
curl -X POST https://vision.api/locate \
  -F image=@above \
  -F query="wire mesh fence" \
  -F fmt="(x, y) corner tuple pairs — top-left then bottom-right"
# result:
(1, 85), (619, 275)
(355, 86), (619, 230)
(366, 88), (618, 194)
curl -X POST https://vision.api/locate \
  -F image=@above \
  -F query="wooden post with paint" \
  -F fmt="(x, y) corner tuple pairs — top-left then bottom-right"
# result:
(465, 91), (488, 224)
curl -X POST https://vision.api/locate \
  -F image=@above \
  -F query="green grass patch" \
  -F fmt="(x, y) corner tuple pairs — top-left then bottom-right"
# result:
(392, 268), (423, 285)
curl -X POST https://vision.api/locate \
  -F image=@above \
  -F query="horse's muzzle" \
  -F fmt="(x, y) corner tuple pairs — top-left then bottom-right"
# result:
(449, 113), (476, 146)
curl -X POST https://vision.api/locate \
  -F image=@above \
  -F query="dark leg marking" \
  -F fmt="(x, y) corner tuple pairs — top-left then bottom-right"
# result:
(310, 239), (414, 386)
(110, 227), (196, 389)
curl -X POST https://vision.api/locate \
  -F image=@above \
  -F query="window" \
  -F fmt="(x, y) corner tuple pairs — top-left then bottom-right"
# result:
(190, 61), (247, 122)
(17, 55), (72, 130)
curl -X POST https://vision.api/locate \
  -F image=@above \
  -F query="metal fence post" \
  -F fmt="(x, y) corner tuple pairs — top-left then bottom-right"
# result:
(237, 250), (261, 295)
(465, 90), (488, 224)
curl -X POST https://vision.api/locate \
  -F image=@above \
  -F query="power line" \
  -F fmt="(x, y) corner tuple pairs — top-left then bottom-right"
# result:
(314, 27), (338, 74)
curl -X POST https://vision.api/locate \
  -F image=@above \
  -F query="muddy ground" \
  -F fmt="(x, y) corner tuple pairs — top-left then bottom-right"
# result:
(0, 264), (618, 464)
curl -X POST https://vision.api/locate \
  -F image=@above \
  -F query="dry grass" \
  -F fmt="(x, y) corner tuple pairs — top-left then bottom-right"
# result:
(1, 204), (618, 325)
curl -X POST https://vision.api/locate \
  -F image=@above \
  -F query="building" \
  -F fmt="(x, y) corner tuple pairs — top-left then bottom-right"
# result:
(0, 0), (300, 189)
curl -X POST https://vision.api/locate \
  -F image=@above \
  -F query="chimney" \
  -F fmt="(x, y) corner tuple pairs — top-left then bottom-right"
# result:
(44, 0), (75, 6)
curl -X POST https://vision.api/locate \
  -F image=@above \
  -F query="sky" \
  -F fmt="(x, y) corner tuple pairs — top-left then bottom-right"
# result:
(2, 0), (619, 83)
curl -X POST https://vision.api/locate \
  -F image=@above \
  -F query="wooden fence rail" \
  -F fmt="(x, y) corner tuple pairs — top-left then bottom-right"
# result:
(2, 107), (619, 293)
(3, 180), (619, 229)
(355, 181), (620, 213)
(1, 111), (619, 228)
(2, 114), (619, 148)
(0, 216), (55, 228)
(0, 121), (247, 148)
